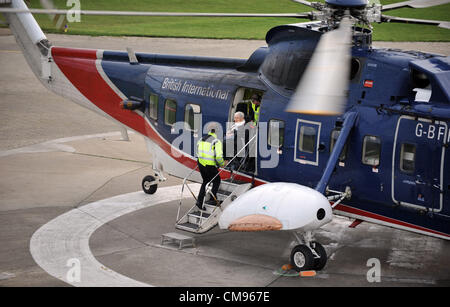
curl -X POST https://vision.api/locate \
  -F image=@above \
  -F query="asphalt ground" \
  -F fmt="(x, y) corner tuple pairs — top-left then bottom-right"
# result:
(0, 29), (449, 290)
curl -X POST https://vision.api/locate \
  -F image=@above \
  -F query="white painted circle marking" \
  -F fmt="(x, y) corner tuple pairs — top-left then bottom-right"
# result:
(30, 184), (199, 287)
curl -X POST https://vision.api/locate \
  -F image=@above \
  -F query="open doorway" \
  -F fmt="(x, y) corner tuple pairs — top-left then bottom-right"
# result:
(225, 88), (264, 175)
(229, 88), (264, 124)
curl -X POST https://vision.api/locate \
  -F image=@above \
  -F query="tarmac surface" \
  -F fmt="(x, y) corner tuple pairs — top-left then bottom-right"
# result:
(0, 29), (450, 287)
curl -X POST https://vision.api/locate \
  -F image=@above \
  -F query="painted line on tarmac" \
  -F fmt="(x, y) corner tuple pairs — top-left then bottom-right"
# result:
(30, 184), (200, 287)
(0, 49), (21, 53)
(0, 131), (134, 158)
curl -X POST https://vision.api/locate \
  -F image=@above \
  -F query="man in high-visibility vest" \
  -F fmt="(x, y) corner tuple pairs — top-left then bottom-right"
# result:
(196, 123), (225, 209)
(250, 94), (261, 125)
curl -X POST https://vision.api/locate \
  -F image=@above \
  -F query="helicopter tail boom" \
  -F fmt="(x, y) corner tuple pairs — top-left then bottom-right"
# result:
(2, 0), (50, 81)
(3, 0), (137, 136)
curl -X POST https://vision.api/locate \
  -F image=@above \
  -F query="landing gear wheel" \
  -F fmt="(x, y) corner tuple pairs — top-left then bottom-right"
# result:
(311, 241), (327, 271)
(142, 175), (157, 194)
(290, 244), (314, 272)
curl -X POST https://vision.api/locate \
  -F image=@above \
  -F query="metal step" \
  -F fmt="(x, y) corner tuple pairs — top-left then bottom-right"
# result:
(216, 189), (231, 201)
(204, 199), (221, 207)
(189, 210), (211, 219)
(223, 178), (249, 185)
(218, 189), (232, 196)
(220, 180), (240, 193)
(161, 232), (195, 249)
(176, 222), (200, 232)
(205, 203), (221, 212)
(187, 210), (210, 225)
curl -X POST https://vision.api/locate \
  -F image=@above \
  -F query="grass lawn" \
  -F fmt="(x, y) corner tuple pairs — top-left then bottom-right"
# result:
(2, 0), (449, 41)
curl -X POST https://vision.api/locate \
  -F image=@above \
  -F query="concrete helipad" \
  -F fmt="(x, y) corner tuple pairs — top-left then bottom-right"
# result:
(0, 30), (449, 287)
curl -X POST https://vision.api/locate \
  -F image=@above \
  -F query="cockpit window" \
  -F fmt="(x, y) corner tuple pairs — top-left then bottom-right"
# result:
(411, 69), (431, 102)
(149, 93), (158, 120)
(350, 58), (361, 81)
(411, 69), (430, 89)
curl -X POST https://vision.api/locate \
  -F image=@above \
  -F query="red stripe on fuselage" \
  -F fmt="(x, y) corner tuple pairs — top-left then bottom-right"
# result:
(52, 47), (98, 59)
(51, 47), (147, 136)
(334, 203), (450, 239)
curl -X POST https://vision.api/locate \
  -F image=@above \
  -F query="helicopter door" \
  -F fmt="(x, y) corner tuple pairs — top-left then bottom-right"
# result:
(294, 119), (321, 166)
(228, 87), (263, 174)
(392, 116), (446, 212)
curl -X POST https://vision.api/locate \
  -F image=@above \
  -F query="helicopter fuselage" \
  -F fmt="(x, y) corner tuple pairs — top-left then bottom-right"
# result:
(48, 25), (450, 240)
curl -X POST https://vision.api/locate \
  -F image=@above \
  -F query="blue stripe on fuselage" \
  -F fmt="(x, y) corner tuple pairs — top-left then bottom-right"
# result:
(101, 50), (247, 100)
(101, 51), (150, 100)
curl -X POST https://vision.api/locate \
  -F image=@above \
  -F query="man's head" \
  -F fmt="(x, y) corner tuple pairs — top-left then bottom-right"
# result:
(206, 122), (221, 134)
(234, 111), (245, 123)
(251, 94), (261, 106)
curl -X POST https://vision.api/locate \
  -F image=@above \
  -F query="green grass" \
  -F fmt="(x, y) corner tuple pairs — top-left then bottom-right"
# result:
(1, 0), (449, 41)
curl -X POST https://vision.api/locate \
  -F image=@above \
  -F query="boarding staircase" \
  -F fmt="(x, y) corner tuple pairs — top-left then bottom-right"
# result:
(176, 178), (252, 234)
(174, 134), (256, 234)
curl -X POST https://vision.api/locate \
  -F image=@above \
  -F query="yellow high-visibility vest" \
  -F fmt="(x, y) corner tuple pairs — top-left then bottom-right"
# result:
(251, 103), (260, 124)
(197, 132), (224, 167)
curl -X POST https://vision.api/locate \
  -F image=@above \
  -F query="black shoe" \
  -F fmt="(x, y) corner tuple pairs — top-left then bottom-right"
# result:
(196, 202), (204, 210)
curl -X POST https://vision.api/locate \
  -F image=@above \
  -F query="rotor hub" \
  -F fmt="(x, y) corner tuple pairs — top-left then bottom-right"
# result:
(309, 0), (381, 29)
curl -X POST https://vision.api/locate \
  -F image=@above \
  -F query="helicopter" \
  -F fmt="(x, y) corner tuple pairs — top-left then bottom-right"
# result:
(1, 0), (449, 272)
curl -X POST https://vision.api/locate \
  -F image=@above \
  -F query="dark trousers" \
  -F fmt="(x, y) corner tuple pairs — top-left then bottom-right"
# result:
(197, 162), (221, 207)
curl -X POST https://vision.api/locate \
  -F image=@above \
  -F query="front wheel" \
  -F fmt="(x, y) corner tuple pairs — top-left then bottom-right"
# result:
(142, 175), (157, 194)
(290, 244), (314, 272)
(311, 241), (327, 271)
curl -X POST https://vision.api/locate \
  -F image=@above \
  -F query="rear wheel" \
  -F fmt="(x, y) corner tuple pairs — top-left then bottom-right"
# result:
(142, 175), (157, 194)
(290, 244), (314, 272)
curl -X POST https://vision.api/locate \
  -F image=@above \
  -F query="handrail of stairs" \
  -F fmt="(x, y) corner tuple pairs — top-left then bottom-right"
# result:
(177, 164), (199, 222)
(205, 132), (257, 204)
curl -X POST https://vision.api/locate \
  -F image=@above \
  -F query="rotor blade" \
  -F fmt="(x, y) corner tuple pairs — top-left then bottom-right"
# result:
(381, 0), (450, 11)
(40, 0), (67, 31)
(286, 17), (353, 116)
(291, 0), (314, 8)
(0, 8), (311, 18)
(381, 14), (450, 29)
(291, 0), (324, 11)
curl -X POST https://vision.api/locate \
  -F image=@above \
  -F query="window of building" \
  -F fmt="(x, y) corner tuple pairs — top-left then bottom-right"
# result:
(299, 126), (317, 153)
(184, 103), (201, 132)
(164, 99), (177, 126)
(362, 135), (381, 166)
(400, 143), (416, 173)
(268, 119), (285, 148)
(149, 93), (158, 120)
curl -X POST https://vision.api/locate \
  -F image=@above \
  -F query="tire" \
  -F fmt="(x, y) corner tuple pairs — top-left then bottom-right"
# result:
(290, 244), (315, 272)
(142, 175), (157, 194)
(311, 241), (327, 271)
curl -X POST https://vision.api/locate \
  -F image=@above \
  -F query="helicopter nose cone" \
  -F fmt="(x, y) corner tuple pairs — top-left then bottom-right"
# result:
(325, 0), (368, 8)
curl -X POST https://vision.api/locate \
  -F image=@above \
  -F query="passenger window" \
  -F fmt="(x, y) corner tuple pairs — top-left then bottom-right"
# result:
(184, 104), (201, 132)
(362, 135), (381, 166)
(149, 93), (158, 120)
(268, 119), (285, 148)
(330, 129), (348, 161)
(299, 126), (317, 153)
(164, 99), (177, 126)
(400, 143), (416, 173)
